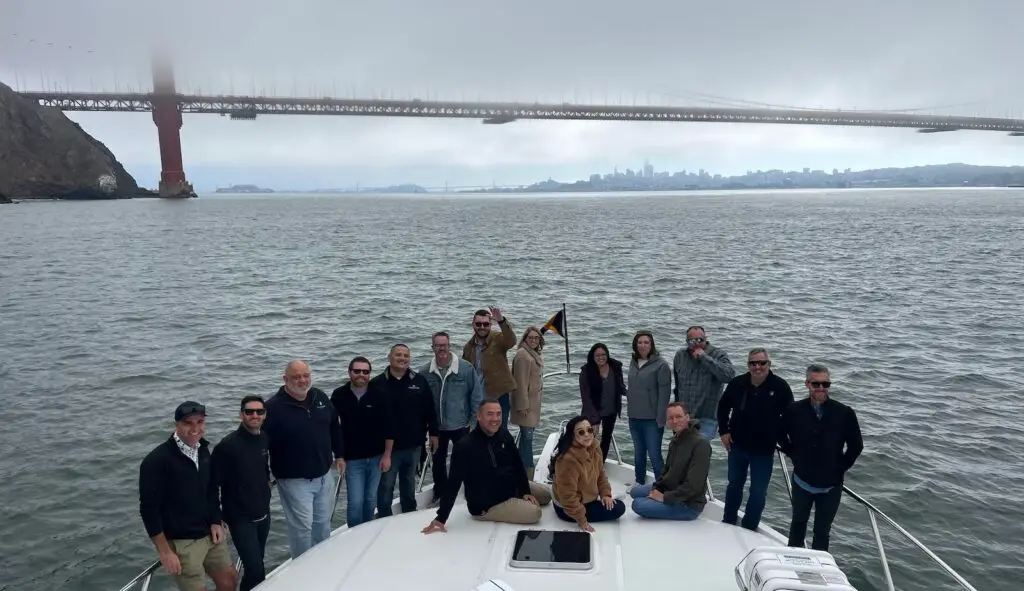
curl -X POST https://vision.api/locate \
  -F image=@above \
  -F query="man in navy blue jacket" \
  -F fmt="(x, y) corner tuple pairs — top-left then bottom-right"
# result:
(779, 363), (863, 552)
(263, 360), (345, 559)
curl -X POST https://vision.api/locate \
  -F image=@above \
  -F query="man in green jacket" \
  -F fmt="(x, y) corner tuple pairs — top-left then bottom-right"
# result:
(629, 402), (710, 520)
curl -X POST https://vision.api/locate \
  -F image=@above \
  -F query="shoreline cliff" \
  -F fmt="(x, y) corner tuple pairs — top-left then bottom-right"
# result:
(0, 81), (155, 200)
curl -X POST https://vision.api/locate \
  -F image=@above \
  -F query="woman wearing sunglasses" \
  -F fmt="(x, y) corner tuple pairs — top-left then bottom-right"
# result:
(548, 416), (626, 531)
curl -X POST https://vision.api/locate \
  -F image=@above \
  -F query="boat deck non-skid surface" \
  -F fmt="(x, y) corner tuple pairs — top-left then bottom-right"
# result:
(257, 464), (786, 591)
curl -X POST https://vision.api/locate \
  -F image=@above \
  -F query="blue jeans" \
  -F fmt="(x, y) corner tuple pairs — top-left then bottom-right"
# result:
(517, 426), (536, 469)
(276, 471), (337, 558)
(497, 393), (511, 431)
(628, 418), (664, 484)
(723, 444), (774, 530)
(698, 417), (718, 440)
(377, 447), (419, 516)
(630, 484), (701, 521)
(345, 456), (382, 527)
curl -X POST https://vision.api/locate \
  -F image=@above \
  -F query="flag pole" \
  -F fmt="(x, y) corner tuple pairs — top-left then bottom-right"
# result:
(562, 302), (570, 374)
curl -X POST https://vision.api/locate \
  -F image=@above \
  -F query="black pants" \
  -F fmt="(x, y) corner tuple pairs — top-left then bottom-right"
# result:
(229, 516), (270, 591)
(554, 499), (626, 523)
(787, 480), (843, 551)
(598, 415), (617, 461)
(432, 427), (469, 499)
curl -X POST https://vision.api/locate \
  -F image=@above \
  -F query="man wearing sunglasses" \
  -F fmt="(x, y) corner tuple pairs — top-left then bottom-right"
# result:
(716, 348), (794, 532)
(210, 396), (271, 591)
(672, 326), (736, 440)
(778, 363), (864, 552)
(462, 306), (518, 431)
(139, 401), (238, 591)
(331, 356), (394, 527)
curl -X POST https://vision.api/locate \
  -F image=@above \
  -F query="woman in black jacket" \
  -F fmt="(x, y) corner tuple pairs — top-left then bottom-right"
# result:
(579, 343), (627, 460)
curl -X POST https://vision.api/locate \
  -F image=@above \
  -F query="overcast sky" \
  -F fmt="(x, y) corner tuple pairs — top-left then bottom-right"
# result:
(3, 0), (1023, 190)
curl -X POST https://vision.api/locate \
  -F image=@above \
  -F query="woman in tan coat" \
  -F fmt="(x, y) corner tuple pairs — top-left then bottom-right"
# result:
(512, 326), (544, 477)
(550, 416), (626, 531)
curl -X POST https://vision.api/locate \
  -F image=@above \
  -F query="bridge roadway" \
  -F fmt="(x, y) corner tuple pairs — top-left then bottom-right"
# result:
(19, 91), (1024, 134)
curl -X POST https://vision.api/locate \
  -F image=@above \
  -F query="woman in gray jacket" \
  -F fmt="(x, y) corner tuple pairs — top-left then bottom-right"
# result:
(626, 330), (672, 485)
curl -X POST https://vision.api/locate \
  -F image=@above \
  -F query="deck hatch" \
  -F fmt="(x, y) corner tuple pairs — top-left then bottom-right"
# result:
(508, 529), (593, 571)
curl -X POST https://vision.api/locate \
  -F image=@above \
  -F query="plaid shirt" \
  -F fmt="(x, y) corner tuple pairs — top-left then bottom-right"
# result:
(672, 345), (736, 420)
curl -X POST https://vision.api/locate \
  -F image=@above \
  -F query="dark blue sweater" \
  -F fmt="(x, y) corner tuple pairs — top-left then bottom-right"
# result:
(263, 387), (344, 480)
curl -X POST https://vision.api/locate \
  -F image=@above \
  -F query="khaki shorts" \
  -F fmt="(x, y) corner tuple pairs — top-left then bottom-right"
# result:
(169, 536), (233, 591)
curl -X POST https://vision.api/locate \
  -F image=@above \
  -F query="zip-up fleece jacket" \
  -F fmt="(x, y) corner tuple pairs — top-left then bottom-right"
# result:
(263, 387), (344, 480)
(210, 425), (271, 523)
(717, 371), (794, 454)
(139, 436), (221, 540)
(331, 382), (394, 461)
(435, 426), (529, 524)
(626, 354), (672, 427)
(369, 369), (439, 451)
(419, 358), (484, 431)
(653, 423), (711, 511)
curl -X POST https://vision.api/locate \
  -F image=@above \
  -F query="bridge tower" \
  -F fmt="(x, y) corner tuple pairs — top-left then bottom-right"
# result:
(151, 57), (196, 198)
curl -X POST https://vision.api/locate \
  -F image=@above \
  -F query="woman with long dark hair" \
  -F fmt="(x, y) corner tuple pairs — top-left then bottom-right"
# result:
(548, 416), (626, 531)
(626, 330), (671, 486)
(579, 343), (626, 461)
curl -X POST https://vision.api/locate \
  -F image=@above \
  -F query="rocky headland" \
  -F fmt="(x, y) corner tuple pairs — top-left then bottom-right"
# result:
(0, 81), (154, 200)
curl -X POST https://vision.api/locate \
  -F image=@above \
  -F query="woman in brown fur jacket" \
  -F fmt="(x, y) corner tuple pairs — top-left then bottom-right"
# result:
(549, 416), (626, 531)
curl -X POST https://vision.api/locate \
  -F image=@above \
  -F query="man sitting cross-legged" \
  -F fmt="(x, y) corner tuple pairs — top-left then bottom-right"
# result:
(422, 400), (551, 534)
(630, 401), (711, 520)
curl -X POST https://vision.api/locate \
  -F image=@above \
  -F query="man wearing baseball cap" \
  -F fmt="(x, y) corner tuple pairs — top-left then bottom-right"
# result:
(139, 401), (238, 591)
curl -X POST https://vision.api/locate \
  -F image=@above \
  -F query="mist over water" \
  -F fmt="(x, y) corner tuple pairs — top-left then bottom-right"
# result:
(1, 188), (1022, 591)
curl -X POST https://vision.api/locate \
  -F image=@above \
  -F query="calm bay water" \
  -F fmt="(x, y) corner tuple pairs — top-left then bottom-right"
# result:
(1, 189), (1022, 591)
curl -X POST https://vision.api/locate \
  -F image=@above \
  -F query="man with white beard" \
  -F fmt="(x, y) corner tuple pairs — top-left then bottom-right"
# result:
(264, 360), (345, 559)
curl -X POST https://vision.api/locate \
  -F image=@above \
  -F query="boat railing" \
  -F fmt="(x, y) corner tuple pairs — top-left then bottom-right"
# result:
(117, 471), (345, 591)
(775, 450), (976, 591)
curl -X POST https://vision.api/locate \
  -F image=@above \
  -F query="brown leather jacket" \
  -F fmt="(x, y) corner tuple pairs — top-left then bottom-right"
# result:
(462, 319), (517, 399)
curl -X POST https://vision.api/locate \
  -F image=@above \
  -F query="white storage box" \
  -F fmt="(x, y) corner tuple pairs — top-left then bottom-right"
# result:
(735, 546), (858, 591)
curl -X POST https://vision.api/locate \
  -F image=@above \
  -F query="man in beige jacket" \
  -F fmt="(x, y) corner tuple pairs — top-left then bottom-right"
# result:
(462, 306), (517, 430)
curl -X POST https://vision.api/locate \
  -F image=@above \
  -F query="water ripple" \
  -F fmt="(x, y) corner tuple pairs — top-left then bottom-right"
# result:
(0, 190), (1022, 590)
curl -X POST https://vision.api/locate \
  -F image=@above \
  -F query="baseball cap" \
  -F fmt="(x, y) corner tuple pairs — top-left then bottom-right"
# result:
(174, 401), (207, 422)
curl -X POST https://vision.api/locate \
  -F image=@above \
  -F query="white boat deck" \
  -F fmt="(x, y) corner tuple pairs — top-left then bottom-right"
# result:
(255, 432), (791, 591)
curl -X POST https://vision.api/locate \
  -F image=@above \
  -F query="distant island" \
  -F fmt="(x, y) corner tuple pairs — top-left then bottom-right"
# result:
(215, 184), (275, 194)
(465, 163), (1024, 193)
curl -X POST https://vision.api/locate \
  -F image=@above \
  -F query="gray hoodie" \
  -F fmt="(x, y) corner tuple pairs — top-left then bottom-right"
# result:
(626, 353), (672, 427)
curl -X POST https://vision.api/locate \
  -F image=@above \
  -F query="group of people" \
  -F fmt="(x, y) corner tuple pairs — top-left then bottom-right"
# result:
(137, 307), (865, 591)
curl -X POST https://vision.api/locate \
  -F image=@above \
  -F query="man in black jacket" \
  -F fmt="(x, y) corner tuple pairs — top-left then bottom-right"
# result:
(211, 396), (271, 591)
(421, 400), (552, 534)
(331, 356), (394, 527)
(717, 347), (794, 531)
(779, 363), (864, 551)
(263, 360), (345, 559)
(371, 344), (438, 517)
(139, 401), (238, 591)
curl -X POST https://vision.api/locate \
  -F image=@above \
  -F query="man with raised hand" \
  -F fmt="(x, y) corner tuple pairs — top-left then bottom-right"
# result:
(462, 306), (517, 430)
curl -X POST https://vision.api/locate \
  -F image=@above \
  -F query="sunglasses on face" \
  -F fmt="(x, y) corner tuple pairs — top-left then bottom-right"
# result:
(473, 322), (490, 328)
(687, 337), (706, 345)
(809, 381), (832, 389)
(575, 426), (594, 436)
(243, 408), (266, 416)
(748, 360), (769, 367)
(350, 368), (371, 375)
